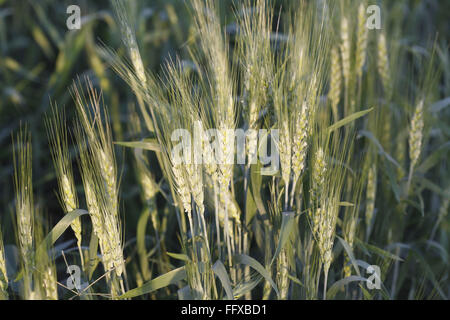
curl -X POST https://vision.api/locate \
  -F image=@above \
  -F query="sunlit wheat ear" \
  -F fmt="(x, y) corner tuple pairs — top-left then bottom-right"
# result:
(172, 163), (192, 215)
(84, 180), (103, 241)
(34, 217), (58, 300)
(45, 103), (82, 258)
(202, 128), (218, 184)
(355, 3), (368, 79)
(75, 126), (112, 284)
(279, 121), (292, 189)
(291, 101), (309, 190)
(76, 130), (104, 249)
(277, 248), (289, 300)
(340, 17), (351, 89)
(137, 162), (158, 204)
(13, 127), (34, 271)
(191, 0), (234, 123)
(218, 202), (238, 240)
(42, 265), (57, 300)
(377, 32), (392, 99)
(73, 80), (119, 216)
(409, 100), (424, 170)
(329, 47), (342, 119)
(112, 0), (146, 86)
(12, 127), (34, 299)
(73, 83), (124, 285)
(239, 0), (272, 161)
(314, 196), (338, 283)
(99, 149), (117, 209)
(0, 231), (8, 300)
(311, 147), (326, 204)
(365, 163), (377, 237)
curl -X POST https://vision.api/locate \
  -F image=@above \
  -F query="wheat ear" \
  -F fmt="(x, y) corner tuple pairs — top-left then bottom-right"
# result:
(329, 47), (342, 120)
(13, 127), (34, 298)
(407, 100), (424, 191)
(355, 4), (368, 79)
(340, 17), (351, 89)
(377, 32), (392, 99)
(45, 104), (83, 265)
(365, 163), (377, 239)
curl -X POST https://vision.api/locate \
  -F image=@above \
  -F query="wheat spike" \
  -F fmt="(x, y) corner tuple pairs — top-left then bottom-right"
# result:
(311, 147), (327, 203)
(13, 127), (34, 299)
(377, 32), (392, 99)
(42, 266), (58, 300)
(13, 128), (34, 271)
(314, 197), (338, 278)
(280, 121), (292, 188)
(355, 4), (368, 79)
(340, 17), (351, 89)
(45, 104), (82, 256)
(365, 163), (377, 237)
(409, 100), (424, 169)
(329, 47), (342, 119)
(291, 102), (309, 190)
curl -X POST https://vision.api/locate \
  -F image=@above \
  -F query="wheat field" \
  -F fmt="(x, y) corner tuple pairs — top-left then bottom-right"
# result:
(0, 0), (449, 300)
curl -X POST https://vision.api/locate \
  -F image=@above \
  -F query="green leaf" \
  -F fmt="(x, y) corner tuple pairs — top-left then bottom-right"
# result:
(327, 276), (367, 299)
(36, 209), (89, 257)
(287, 274), (304, 288)
(234, 254), (279, 298)
(417, 141), (450, 174)
(355, 239), (403, 262)
(359, 284), (375, 300)
(233, 276), (262, 299)
(212, 260), (234, 300)
(410, 249), (447, 299)
(166, 252), (190, 262)
(245, 186), (257, 226)
(337, 236), (361, 276)
(177, 285), (193, 300)
(114, 138), (161, 152)
(338, 201), (354, 207)
(87, 231), (99, 281)
(327, 108), (373, 134)
(137, 208), (151, 280)
(271, 211), (295, 265)
(383, 159), (401, 202)
(119, 267), (187, 299)
(431, 96), (450, 113)
(359, 130), (400, 168)
(250, 162), (267, 216)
